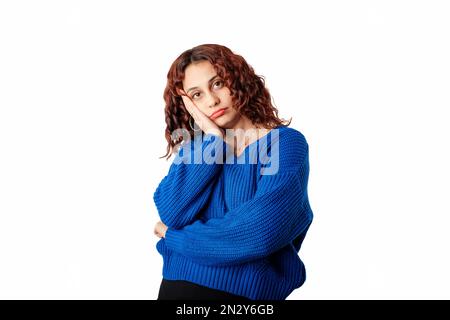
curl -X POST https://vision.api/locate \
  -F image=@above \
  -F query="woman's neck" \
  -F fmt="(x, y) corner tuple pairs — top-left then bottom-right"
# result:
(223, 116), (270, 155)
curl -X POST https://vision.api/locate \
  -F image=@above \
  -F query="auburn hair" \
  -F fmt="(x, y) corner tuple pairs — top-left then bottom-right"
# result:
(160, 43), (291, 160)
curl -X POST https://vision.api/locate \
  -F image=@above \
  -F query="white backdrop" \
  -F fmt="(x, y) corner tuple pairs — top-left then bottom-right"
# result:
(1, 0), (449, 299)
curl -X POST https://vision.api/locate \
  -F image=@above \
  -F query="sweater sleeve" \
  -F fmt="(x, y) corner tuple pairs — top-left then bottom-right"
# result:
(153, 133), (225, 229)
(164, 129), (313, 266)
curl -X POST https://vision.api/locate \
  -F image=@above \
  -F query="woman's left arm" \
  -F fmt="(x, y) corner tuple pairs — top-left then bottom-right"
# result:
(163, 129), (313, 267)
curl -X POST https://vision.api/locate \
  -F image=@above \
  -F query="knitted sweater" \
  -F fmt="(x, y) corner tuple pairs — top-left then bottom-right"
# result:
(153, 125), (313, 300)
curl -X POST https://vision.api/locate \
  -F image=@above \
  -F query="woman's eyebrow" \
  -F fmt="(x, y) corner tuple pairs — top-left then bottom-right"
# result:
(186, 75), (220, 93)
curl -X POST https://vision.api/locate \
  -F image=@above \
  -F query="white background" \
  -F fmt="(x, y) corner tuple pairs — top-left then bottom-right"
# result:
(1, 0), (449, 299)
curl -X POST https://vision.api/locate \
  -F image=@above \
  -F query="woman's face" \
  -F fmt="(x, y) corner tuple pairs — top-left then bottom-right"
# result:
(181, 60), (241, 129)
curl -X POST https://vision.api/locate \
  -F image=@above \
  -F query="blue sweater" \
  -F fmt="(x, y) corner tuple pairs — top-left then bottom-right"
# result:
(153, 125), (313, 300)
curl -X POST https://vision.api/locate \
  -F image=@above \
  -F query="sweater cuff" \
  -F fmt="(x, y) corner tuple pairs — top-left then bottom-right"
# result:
(165, 228), (185, 252)
(201, 133), (226, 164)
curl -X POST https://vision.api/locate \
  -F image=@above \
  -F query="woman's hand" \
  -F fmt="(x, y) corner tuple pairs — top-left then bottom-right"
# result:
(154, 221), (168, 238)
(178, 89), (224, 138)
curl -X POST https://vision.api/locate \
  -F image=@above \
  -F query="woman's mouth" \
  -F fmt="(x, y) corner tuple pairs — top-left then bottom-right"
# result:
(209, 108), (227, 120)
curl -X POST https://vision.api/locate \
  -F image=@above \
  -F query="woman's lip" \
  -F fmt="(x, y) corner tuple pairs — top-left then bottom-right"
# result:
(210, 108), (227, 119)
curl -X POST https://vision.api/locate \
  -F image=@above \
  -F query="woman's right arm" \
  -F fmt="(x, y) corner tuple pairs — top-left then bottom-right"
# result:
(153, 133), (224, 229)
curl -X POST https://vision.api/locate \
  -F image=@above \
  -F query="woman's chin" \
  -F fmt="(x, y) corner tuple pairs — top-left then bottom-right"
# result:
(213, 115), (237, 129)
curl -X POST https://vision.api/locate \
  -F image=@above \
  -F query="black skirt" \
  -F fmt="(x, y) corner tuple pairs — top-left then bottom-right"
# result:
(157, 278), (251, 301)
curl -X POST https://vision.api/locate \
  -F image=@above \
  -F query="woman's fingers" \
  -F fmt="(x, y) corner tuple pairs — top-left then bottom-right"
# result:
(181, 95), (202, 124)
(154, 221), (167, 238)
(178, 89), (193, 113)
(181, 95), (194, 114)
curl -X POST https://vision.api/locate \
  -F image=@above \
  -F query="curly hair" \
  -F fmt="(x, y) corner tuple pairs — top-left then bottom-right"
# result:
(160, 44), (292, 160)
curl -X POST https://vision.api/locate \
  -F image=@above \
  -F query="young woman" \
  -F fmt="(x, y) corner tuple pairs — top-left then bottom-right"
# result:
(153, 44), (313, 300)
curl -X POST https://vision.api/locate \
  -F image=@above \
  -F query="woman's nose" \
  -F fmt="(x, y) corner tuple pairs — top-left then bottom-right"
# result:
(206, 92), (220, 108)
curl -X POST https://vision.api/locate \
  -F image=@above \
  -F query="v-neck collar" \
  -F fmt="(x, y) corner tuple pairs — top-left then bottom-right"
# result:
(226, 125), (283, 159)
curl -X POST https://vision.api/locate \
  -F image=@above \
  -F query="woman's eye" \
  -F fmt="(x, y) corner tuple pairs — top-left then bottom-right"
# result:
(191, 81), (222, 99)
